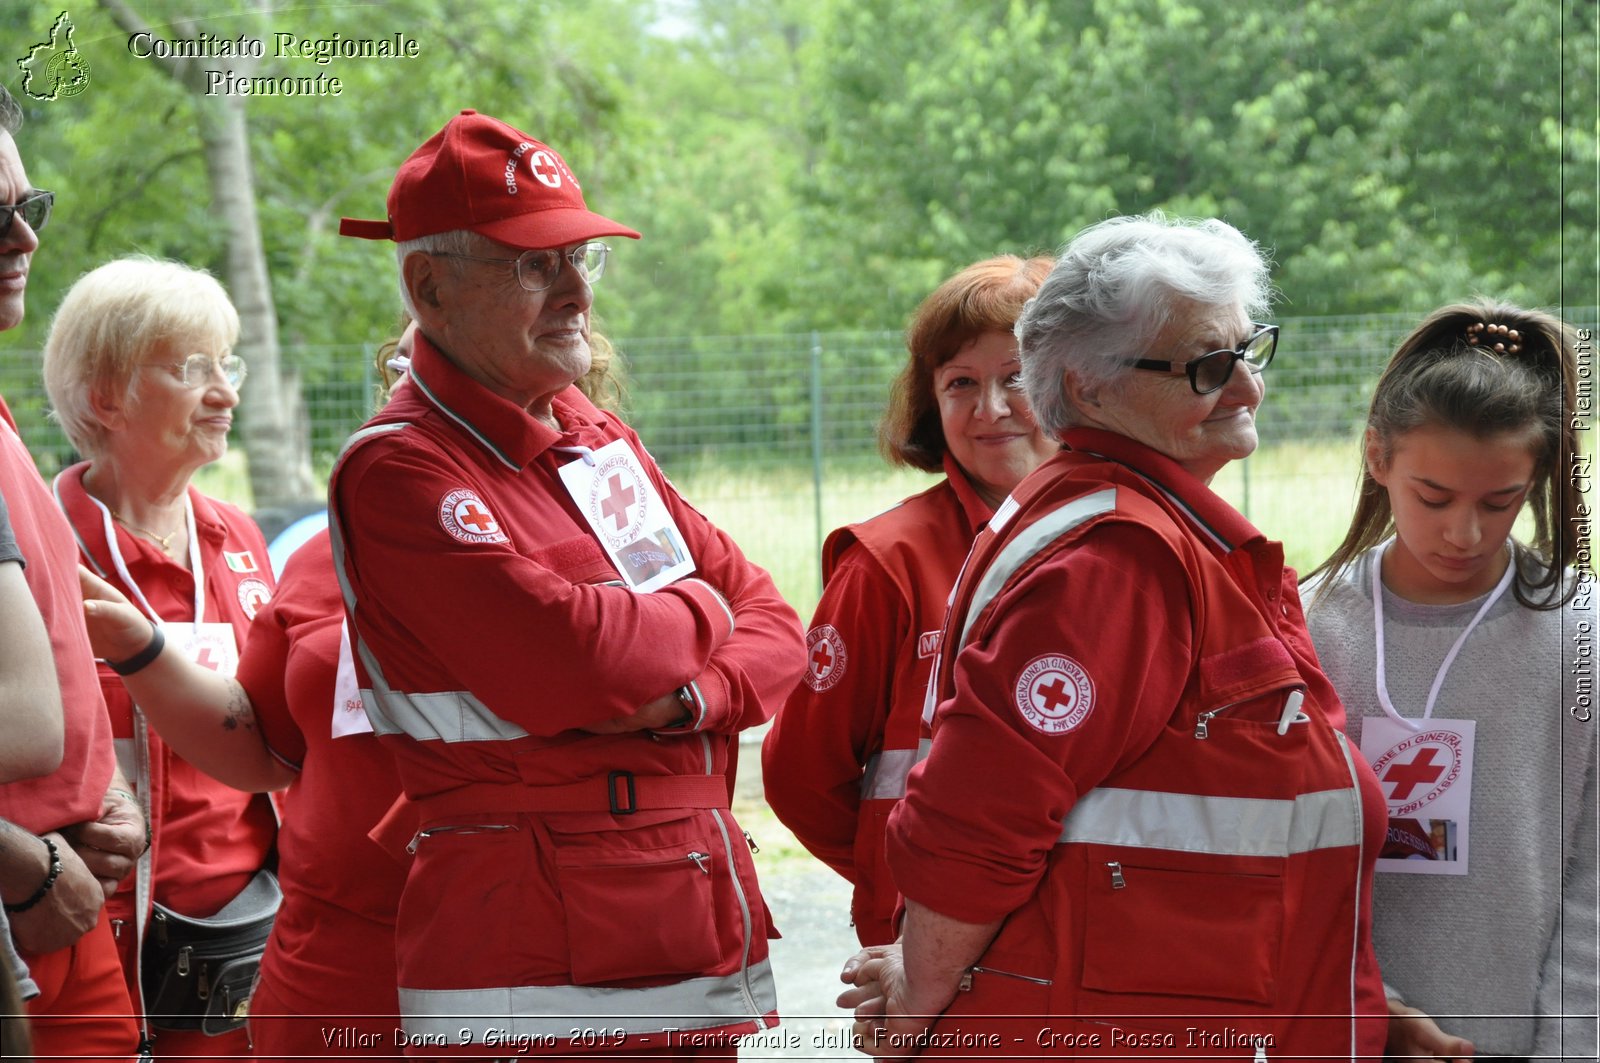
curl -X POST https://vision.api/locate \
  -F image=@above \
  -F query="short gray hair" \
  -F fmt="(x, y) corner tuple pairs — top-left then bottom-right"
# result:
(395, 228), (483, 319)
(1017, 212), (1273, 438)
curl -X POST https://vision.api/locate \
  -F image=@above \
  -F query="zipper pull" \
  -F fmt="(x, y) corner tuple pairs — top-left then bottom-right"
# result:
(110, 918), (126, 940)
(1253, 1042), (1268, 1062)
(197, 963), (211, 1001)
(957, 969), (974, 992)
(1107, 861), (1126, 889)
(1194, 711), (1214, 739)
(176, 945), (192, 977)
(743, 829), (760, 853)
(686, 850), (711, 873)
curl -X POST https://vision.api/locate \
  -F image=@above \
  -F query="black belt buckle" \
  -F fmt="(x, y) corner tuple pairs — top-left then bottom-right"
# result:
(608, 770), (637, 815)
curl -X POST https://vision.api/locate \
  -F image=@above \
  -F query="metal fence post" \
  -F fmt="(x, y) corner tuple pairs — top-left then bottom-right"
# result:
(810, 330), (825, 599)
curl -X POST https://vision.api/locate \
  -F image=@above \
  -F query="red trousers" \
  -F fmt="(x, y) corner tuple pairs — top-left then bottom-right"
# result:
(20, 910), (139, 1061)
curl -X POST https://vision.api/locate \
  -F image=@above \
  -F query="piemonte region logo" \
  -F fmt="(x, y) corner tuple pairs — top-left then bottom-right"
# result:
(18, 12), (92, 102)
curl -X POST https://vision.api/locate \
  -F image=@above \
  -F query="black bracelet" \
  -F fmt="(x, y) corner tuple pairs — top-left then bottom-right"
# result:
(108, 623), (165, 676)
(4, 835), (62, 914)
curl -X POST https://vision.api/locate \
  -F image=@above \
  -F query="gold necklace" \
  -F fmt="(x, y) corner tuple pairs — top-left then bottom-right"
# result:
(111, 511), (181, 555)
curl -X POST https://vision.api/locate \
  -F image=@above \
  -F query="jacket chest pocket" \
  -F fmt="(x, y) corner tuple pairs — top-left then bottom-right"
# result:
(1080, 845), (1283, 1007)
(553, 827), (724, 985)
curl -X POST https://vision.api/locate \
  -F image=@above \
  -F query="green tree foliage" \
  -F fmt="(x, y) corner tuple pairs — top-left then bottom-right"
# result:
(0, 0), (1591, 481)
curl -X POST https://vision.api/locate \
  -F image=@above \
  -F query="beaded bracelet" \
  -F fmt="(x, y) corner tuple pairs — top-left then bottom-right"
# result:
(4, 834), (62, 914)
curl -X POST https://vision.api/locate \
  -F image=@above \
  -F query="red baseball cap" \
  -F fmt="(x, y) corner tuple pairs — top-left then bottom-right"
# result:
(339, 110), (640, 247)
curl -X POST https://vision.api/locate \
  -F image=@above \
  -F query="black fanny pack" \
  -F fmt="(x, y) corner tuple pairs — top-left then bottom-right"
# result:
(140, 869), (282, 1035)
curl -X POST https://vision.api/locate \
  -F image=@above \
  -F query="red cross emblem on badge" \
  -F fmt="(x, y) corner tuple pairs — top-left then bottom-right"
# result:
(1383, 747), (1447, 801)
(195, 644), (224, 672)
(528, 150), (563, 188)
(599, 474), (636, 531)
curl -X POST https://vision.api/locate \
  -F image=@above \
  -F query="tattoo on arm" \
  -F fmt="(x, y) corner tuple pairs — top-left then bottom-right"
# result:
(221, 681), (258, 734)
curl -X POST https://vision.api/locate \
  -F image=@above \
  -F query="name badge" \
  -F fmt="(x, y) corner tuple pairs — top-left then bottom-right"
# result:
(1361, 716), (1476, 875)
(557, 438), (696, 592)
(330, 618), (374, 739)
(164, 621), (240, 679)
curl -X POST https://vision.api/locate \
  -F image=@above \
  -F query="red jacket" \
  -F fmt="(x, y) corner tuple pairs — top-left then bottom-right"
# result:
(764, 455), (989, 944)
(889, 429), (1388, 1059)
(328, 335), (804, 1053)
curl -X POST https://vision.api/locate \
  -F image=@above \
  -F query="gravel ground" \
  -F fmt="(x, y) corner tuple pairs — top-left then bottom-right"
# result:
(734, 735), (865, 1060)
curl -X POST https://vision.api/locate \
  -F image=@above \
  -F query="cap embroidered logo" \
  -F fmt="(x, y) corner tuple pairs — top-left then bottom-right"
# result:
(529, 150), (563, 189)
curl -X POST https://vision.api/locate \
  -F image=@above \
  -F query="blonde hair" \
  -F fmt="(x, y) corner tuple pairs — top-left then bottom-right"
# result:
(43, 256), (239, 459)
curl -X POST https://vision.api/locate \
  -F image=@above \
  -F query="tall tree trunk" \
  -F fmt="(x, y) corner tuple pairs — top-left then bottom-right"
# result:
(99, 0), (316, 509)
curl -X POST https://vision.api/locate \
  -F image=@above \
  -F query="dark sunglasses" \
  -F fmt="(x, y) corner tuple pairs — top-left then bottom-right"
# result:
(1, 191), (53, 237)
(1122, 323), (1279, 395)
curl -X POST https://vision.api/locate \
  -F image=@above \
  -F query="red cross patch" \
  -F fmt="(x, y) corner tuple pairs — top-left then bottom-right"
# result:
(236, 577), (271, 621)
(803, 624), (847, 693)
(1013, 653), (1095, 735)
(439, 488), (510, 545)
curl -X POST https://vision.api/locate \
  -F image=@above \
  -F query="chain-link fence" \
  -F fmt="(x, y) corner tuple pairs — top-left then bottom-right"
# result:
(4, 309), (1593, 613)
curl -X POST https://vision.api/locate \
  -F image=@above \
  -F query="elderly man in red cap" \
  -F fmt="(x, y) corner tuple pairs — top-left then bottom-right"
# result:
(331, 110), (804, 1058)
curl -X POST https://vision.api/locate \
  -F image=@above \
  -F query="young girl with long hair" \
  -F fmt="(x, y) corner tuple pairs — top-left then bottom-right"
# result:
(1305, 299), (1597, 1061)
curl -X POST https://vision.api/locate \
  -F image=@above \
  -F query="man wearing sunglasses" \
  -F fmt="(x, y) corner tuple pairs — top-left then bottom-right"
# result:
(332, 110), (804, 1057)
(0, 84), (143, 1059)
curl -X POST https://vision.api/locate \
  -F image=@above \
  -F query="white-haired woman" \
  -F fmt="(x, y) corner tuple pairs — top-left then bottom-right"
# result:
(43, 256), (276, 1060)
(838, 214), (1388, 1059)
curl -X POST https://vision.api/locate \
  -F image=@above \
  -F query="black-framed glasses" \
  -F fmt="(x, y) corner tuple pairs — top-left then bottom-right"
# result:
(140, 353), (247, 390)
(431, 241), (609, 292)
(1123, 323), (1279, 395)
(1, 191), (53, 237)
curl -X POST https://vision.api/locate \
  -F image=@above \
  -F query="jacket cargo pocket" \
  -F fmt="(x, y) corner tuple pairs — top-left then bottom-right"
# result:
(555, 834), (722, 985)
(1081, 847), (1283, 1005)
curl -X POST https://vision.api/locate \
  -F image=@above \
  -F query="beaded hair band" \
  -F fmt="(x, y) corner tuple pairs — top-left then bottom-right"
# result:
(1465, 320), (1522, 355)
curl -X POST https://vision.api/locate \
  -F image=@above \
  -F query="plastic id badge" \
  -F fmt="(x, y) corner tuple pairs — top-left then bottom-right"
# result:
(1361, 716), (1476, 875)
(558, 438), (696, 593)
(165, 621), (240, 679)
(330, 618), (374, 739)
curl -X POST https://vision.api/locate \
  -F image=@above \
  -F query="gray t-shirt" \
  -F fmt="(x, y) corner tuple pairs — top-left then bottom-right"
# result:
(0, 485), (21, 566)
(1306, 548), (1597, 1059)
(0, 490), (33, 998)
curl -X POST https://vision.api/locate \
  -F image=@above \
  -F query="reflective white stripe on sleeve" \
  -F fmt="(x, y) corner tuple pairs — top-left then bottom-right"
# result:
(1056, 786), (1362, 857)
(860, 738), (934, 799)
(957, 489), (1117, 656)
(397, 957), (777, 1043)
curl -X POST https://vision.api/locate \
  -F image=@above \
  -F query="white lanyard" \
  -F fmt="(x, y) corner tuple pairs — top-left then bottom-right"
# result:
(1372, 538), (1514, 729)
(82, 489), (205, 624)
